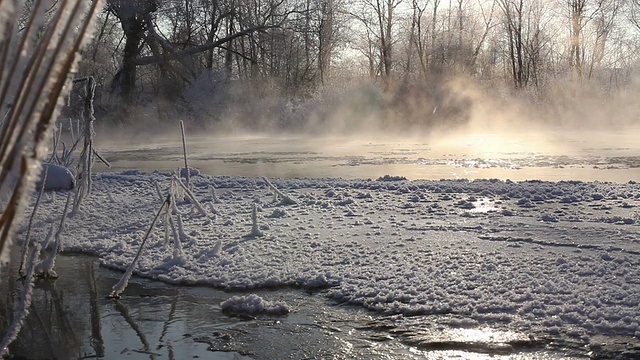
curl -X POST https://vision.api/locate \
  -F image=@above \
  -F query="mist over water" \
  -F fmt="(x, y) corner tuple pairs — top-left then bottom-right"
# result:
(95, 126), (640, 183)
(92, 75), (640, 183)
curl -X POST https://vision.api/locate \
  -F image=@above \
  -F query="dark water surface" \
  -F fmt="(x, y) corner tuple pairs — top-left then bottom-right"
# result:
(0, 251), (593, 359)
(1, 253), (435, 359)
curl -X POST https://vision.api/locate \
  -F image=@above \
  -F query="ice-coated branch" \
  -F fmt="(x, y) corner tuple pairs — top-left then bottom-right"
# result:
(0, 244), (39, 358)
(263, 177), (296, 205)
(109, 195), (170, 298)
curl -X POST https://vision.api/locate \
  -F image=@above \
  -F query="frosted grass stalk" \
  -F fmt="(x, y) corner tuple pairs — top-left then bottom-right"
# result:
(180, 120), (190, 188)
(34, 190), (73, 278)
(209, 185), (220, 203)
(72, 77), (97, 214)
(40, 223), (54, 252)
(263, 177), (296, 205)
(167, 211), (179, 249)
(0, 0), (103, 269)
(172, 214), (185, 260)
(249, 204), (263, 237)
(19, 166), (48, 274)
(171, 174), (206, 216)
(154, 181), (164, 202)
(0, 244), (39, 358)
(110, 196), (169, 298)
(211, 239), (222, 257)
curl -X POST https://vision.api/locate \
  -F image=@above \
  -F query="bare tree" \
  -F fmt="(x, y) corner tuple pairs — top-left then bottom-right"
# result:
(351, 0), (404, 80)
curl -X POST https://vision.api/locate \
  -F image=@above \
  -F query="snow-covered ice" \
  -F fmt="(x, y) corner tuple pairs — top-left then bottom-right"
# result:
(17, 170), (640, 353)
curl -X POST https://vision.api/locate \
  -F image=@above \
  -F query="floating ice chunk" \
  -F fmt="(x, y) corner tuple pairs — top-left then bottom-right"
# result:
(220, 294), (289, 316)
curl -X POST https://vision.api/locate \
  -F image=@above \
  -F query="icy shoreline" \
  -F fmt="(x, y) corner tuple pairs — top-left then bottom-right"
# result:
(19, 170), (640, 349)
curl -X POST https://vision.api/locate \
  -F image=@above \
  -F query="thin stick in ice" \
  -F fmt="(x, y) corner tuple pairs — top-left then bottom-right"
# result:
(180, 120), (190, 188)
(109, 196), (170, 298)
(263, 177), (296, 205)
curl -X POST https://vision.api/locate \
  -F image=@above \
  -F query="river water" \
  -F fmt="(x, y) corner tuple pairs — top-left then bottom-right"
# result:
(3, 252), (435, 359)
(2, 251), (589, 359)
(94, 129), (640, 182)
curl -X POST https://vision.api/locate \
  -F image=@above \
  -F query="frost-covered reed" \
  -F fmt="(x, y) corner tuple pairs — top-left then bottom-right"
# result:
(180, 120), (190, 188)
(34, 190), (73, 278)
(0, 244), (39, 357)
(19, 166), (48, 274)
(0, 0), (103, 269)
(248, 204), (264, 237)
(263, 177), (296, 205)
(110, 195), (170, 298)
(170, 174), (207, 216)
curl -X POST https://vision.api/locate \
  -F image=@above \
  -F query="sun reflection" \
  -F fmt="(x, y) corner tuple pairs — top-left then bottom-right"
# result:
(403, 327), (580, 359)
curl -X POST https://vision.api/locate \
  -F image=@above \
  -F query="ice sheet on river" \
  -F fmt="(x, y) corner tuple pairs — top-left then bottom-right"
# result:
(19, 171), (640, 351)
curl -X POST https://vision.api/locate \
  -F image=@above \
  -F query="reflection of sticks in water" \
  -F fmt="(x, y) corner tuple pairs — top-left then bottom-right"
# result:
(157, 296), (178, 350)
(86, 263), (104, 357)
(30, 299), (56, 356)
(112, 299), (156, 360)
(0, 246), (38, 357)
(110, 195), (169, 298)
(40, 280), (81, 356)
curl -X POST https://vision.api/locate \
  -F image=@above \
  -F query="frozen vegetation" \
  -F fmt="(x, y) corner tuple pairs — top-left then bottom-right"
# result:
(15, 169), (640, 353)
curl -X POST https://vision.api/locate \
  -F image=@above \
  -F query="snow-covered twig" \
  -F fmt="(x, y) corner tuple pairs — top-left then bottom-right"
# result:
(72, 77), (97, 214)
(209, 185), (221, 203)
(35, 190), (73, 278)
(171, 175), (207, 216)
(180, 120), (190, 188)
(19, 166), (48, 274)
(263, 177), (296, 205)
(0, 244), (39, 358)
(248, 204), (264, 237)
(154, 181), (164, 203)
(109, 195), (170, 298)
(40, 224), (54, 253)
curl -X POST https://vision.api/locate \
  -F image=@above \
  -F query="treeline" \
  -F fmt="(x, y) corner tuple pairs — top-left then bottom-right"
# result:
(69, 0), (640, 130)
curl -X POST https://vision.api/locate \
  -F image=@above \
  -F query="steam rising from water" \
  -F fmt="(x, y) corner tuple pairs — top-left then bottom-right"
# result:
(94, 75), (640, 182)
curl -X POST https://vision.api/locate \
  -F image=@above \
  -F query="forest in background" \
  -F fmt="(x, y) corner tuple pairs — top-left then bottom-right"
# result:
(57, 0), (640, 132)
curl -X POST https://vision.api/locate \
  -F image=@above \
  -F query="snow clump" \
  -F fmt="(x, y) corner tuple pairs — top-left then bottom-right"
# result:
(220, 294), (290, 316)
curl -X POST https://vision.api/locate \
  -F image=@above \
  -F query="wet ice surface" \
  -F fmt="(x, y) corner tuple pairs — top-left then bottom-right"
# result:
(9, 170), (640, 359)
